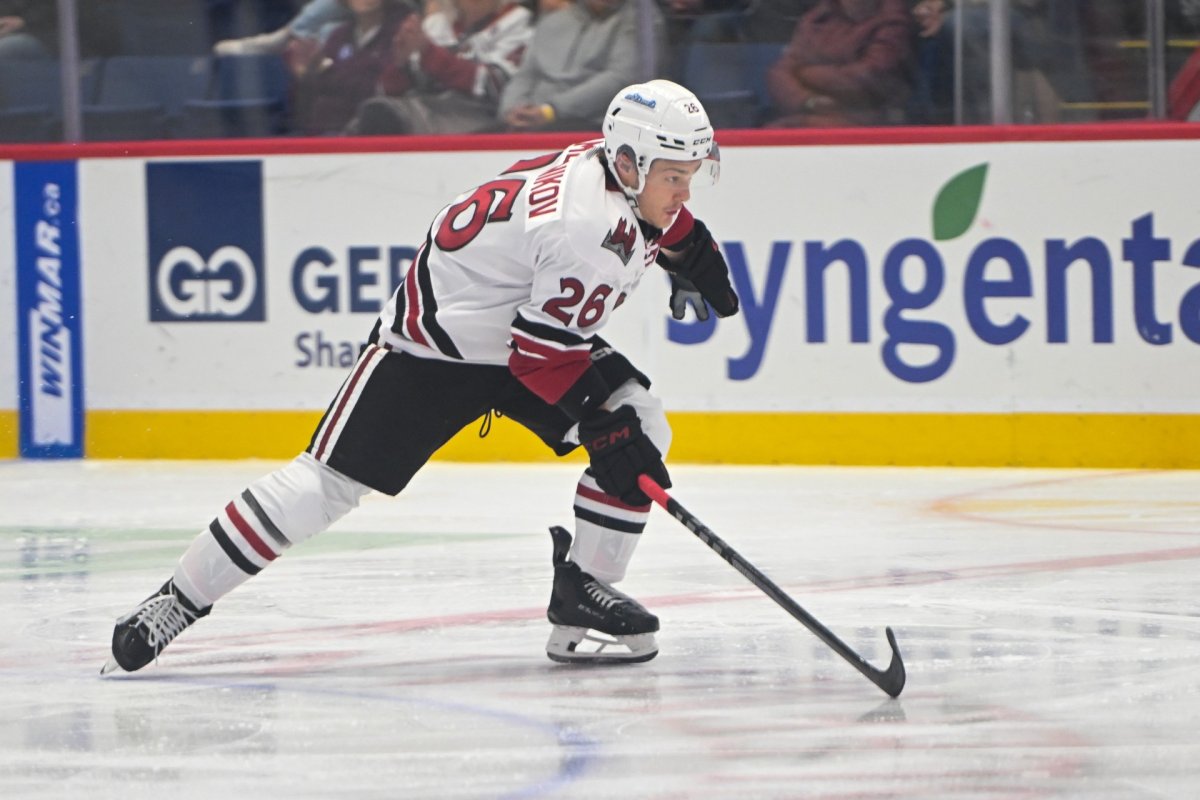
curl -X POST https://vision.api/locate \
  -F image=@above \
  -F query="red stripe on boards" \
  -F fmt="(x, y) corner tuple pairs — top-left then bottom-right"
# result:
(6, 123), (1200, 163)
(225, 501), (278, 561)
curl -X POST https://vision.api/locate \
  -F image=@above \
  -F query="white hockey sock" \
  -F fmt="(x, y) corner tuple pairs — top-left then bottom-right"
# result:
(173, 453), (371, 607)
(569, 472), (650, 583)
(561, 379), (669, 584)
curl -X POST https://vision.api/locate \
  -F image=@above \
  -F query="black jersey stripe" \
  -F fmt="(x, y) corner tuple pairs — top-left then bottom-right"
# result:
(209, 520), (262, 576)
(389, 239), (420, 339)
(241, 489), (291, 548)
(573, 505), (646, 534)
(512, 312), (590, 348)
(413, 238), (464, 359)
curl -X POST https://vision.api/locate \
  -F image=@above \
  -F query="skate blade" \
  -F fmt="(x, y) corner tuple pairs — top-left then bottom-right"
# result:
(99, 658), (122, 676)
(546, 627), (658, 665)
(546, 648), (658, 665)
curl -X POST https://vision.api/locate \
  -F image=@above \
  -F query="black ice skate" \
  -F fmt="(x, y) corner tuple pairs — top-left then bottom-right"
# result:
(100, 579), (210, 675)
(545, 526), (659, 664)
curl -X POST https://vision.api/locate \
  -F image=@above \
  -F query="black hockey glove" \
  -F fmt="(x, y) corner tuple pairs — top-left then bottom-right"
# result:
(657, 218), (739, 319)
(578, 405), (671, 506)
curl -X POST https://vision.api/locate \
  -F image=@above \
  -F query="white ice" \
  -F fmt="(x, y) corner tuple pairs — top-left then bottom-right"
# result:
(2, 460), (1199, 799)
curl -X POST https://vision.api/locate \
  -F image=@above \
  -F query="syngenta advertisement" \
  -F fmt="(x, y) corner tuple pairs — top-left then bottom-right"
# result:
(665, 141), (1200, 413)
(6, 136), (1199, 460)
(675, 165), (1200, 384)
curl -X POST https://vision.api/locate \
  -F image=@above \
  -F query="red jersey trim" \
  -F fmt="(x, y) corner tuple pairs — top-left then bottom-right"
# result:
(508, 342), (592, 405)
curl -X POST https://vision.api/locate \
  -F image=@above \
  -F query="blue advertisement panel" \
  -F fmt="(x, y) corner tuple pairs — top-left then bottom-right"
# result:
(146, 161), (265, 322)
(15, 160), (84, 458)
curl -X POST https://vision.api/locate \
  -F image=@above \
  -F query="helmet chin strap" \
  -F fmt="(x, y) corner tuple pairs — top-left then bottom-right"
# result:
(628, 195), (645, 221)
(608, 162), (645, 216)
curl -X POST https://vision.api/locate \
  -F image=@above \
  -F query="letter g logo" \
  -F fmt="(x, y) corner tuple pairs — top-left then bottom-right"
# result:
(156, 246), (258, 318)
(146, 161), (266, 322)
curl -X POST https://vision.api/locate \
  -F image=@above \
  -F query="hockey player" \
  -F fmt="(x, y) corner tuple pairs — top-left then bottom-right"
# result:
(103, 79), (739, 674)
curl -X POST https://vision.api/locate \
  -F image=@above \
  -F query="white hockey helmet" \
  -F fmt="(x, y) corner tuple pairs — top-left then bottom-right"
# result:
(602, 79), (720, 198)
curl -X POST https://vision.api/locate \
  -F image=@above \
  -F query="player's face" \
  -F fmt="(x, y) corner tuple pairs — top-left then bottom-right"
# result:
(637, 159), (702, 229)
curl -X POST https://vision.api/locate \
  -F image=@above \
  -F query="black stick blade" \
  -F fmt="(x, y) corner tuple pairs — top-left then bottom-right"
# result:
(875, 627), (906, 698)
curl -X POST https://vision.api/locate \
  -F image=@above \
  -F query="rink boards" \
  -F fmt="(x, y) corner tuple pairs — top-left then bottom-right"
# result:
(1, 127), (1198, 466)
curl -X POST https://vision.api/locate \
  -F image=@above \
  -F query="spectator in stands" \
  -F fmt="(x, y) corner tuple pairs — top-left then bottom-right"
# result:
(1184, 0), (1200, 31)
(656, 1), (747, 49)
(533, 0), (571, 13)
(740, 0), (819, 42)
(910, 0), (942, 39)
(906, 0), (952, 124)
(214, 0), (351, 56)
(0, 0), (56, 59)
(653, 0), (754, 79)
(347, 0), (533, 135)
(290, 0), (418, 134)
(660, 0), (819, 46)
(912, 1), (1095, 124)
(1169, 1), (1200, 120)
(766, 0), (913, 127)
(1008, 0), (1092, 123)
(499, 0), (664, 131)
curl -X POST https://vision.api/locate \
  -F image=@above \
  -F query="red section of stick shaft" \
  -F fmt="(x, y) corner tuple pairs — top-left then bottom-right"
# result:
(637, 474), (671, 508)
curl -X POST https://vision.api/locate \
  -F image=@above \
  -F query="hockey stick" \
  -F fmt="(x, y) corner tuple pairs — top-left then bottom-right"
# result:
(638, 475), (906, 698)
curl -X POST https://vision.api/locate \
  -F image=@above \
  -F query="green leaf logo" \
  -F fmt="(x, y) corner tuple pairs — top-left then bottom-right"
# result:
(933, 163), (989, 241)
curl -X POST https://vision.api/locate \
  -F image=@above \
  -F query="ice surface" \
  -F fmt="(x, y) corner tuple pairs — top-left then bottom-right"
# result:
(2, 460), (1199, 799)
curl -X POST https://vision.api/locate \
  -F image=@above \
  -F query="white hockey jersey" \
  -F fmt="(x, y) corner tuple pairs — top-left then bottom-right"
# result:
(376, 139), (692, 410)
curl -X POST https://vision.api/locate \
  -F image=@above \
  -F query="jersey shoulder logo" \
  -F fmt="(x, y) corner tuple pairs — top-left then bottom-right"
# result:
(600, 218), (637, 266)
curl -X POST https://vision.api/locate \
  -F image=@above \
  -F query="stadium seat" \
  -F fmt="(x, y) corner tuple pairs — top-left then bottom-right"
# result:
(83, 104), (168, 141)
(179, 97), (284, 139)
(0, 107), (57, 143)
(96, 56), (212, 116)
(0, 60), (101, 143)
(177, 54), (291, 138)
(0, 59), (102, 110)
(87, 55), (212, 138)
(682, 42), (785, 129)
(110, 0), (214, 55)
(211, 54), (290, 108)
